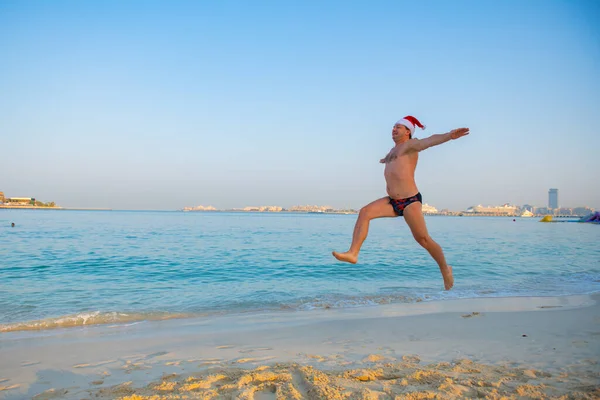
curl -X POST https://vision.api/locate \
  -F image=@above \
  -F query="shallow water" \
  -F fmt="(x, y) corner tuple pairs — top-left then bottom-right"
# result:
(1, 210), (598, 331)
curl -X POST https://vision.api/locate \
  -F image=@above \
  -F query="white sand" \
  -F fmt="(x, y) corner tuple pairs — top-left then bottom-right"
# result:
(0, 294), (598, 399)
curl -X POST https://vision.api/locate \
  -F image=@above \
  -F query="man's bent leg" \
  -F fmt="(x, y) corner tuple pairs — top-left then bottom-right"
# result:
(403, 203), (454, 290)
(332, 197), (397, 264)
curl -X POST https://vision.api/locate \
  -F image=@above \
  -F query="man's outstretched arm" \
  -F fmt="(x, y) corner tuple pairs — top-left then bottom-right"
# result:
(405, 128), (469, 153)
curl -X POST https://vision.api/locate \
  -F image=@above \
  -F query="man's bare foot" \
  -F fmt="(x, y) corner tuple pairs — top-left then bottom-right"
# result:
(442, 265), (454, 290)
(332, 251), (358, 264)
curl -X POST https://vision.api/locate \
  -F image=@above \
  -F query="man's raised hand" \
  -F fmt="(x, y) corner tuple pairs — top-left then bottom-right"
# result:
(449, 128), (469, 140)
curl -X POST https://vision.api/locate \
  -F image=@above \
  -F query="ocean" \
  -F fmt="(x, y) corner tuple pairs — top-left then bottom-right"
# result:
(1, 210), (598, 332)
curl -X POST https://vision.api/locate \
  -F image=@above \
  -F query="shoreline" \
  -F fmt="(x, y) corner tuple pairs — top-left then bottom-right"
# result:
(2, 291), (599, 334)
(1, 294), (598, 399)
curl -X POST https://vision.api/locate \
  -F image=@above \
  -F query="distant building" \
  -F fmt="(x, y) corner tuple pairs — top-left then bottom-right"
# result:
(548, 188), (558, 209)
(465, 204), (519, 215)
(520, 210), (534, 217)
(242, 206), (283, 212)
(182, 205), (217, 211)
(522, 204), (535, 212)
(557, 207), (573, 216)
(288, 205), (332, 212)
(421, 203), (438, 214)
(7, 197), (35, 205)
(0, 191), (4, 203)
(573, 206), (595, 216)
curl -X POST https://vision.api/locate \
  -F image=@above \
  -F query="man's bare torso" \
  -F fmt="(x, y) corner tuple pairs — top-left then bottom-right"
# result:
(381, 144), (419, 199)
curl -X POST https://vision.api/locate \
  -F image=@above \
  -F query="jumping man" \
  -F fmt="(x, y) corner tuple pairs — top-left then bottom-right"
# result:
(332, 116), (470, 290)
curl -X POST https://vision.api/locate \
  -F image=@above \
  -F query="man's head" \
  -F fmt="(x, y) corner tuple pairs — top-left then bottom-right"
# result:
(392, 123), (412, 143)
(393, 115), (425, 143)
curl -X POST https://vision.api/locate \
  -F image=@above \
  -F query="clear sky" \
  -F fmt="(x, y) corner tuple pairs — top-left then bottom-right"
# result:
(1, 0), (598, 211)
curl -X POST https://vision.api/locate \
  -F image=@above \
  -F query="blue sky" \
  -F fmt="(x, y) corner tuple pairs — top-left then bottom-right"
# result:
(1, 0), (598, 210)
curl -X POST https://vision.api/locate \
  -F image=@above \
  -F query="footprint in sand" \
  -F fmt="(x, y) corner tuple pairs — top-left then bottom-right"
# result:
(121, 360), (151, 372)
(362, 354), (389, 363)
(197, 358), (223, 366)
(323, 339), (352, 346)
(32, 388), (70, 399)
(304, 354), (327, 362)
(238, 347), (273, 354)
(233, 356), (276, 364)
(523, 370), (537, 378)
(21, 361), (41, 367)
(401, 355), (421, 364)
(462, 312), (482, 318)
(72, 360), (117, 369)
(145, 351), (169, 359)
(0, 384), (20, 392)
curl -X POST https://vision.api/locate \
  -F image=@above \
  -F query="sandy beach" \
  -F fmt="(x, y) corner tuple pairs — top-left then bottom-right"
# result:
(1, 294), (599, 399)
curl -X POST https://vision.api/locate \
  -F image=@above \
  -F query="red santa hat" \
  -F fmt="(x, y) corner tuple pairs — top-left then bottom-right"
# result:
(396, 115), (426, 135)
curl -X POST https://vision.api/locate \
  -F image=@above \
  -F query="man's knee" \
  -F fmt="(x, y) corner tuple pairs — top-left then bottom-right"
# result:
(359, 206), (372, 220)
(414, 234), (430, 248)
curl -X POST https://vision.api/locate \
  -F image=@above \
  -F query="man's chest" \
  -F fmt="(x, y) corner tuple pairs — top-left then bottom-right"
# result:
(386, 149), (417, 164)
(385, 153), (418, 173)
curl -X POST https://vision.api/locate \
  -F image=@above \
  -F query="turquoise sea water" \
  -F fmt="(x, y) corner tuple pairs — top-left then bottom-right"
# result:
(1, 210), (599, 332)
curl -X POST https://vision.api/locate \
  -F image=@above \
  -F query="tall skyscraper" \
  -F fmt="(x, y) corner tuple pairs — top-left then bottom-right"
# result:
(548, 188), (558, 209)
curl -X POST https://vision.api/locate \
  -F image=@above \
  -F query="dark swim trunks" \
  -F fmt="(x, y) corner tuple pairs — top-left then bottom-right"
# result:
(389, 192), (422, 216)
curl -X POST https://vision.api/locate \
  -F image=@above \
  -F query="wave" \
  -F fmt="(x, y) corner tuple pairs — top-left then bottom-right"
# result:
(289, 293), (422, 311)
(0, 295), (424, 333)
(4, 287), (600, 333)
(0, 311), (193, 333)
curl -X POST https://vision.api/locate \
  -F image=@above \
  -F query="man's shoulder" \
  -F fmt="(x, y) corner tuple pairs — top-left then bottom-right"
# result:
(400, 139), (421, 153)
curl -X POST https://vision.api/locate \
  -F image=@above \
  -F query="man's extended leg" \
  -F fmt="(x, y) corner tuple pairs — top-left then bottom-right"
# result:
(403, 203), (454, 290)
(332, 197), (397, 264)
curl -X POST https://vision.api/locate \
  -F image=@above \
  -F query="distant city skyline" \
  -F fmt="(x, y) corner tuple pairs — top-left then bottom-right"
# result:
(0, 187), (598, 212)
(1, 1), (598, 211)
(181, 202), (595, 214)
